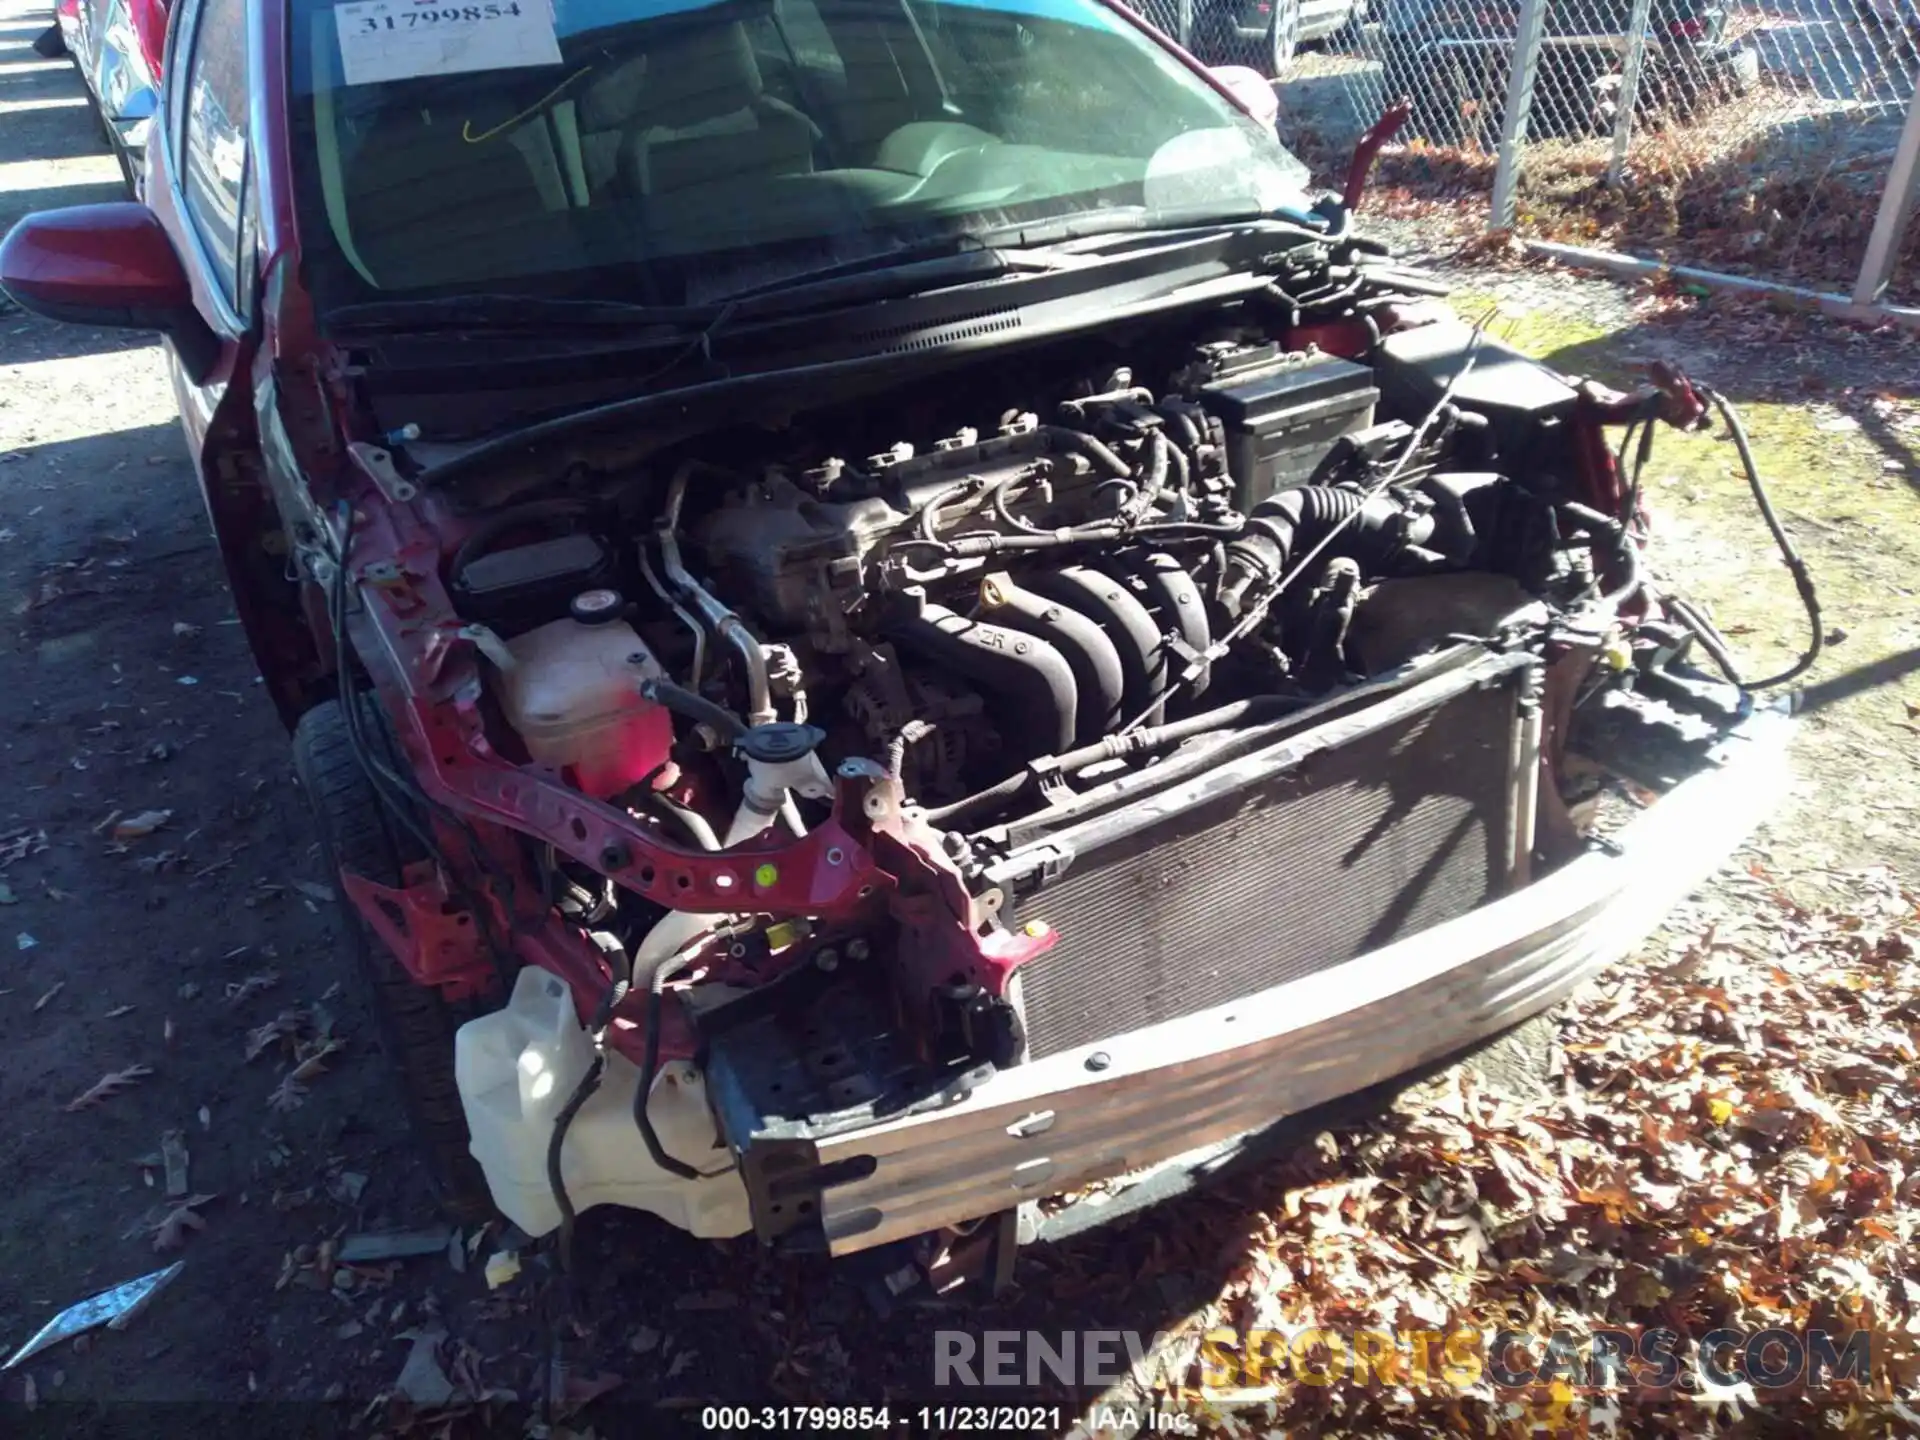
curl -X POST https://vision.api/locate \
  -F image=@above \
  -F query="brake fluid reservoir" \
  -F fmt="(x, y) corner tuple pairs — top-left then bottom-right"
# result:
(491, 591), (674, 798)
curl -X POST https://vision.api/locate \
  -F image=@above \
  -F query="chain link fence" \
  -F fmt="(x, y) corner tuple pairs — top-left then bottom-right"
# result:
(1124, 0), (1920, 312)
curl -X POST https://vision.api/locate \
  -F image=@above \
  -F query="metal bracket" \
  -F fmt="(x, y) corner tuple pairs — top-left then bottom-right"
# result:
(339, 862), (493, 1000)
(347, 441), (418, 504)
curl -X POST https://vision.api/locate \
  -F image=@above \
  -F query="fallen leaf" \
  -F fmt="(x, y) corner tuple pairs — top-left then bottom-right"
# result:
(112, 810), (173, 841)
(149, 1194), (217, 1251)
(0, 828), (49, 867)
(244, 1008), (309, 1063)
(65, 1065), (154, 1112)
(33, 982), (64, 1012)
(224, 971), (280, 1005)
(556, 1370), (626, 1417)
(285, 1039), (344, 1085)
(393, 1328), (455, 1408)
(103, 1004), (135, 1019)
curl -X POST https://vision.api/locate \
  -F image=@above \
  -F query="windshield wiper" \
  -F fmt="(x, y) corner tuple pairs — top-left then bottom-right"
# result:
(969, 204), (1272, 251)
(327, 249), (1024, 338)
(323, 212), (1288, 338)
(325, 294), (705, 335)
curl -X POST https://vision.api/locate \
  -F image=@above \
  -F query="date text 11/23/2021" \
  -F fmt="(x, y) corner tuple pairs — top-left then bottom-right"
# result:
(691, 1404), (1186, 1436)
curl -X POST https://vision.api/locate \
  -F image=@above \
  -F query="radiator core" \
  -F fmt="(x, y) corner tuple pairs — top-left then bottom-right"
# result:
(1003, 658), (1534, 1059)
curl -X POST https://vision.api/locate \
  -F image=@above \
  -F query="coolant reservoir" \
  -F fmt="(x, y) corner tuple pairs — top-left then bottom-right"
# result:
(455, 967), (751, 1239)
(491, 591), (674, 798)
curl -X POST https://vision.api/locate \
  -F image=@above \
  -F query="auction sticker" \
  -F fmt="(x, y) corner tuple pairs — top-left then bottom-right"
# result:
(334, 0), (563, 86)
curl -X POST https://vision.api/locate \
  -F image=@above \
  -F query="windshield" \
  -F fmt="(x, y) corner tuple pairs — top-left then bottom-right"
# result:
(287, 0), (1312, 311)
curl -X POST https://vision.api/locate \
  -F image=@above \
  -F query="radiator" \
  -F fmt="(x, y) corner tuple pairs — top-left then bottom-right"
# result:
(997, 650), (1539, 1059)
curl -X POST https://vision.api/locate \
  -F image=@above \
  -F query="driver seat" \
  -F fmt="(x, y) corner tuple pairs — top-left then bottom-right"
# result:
(619, 23), (818, 198)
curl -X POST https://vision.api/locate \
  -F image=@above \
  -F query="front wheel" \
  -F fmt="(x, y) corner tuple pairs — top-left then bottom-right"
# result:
(1270, 0), (1302, 74)
(292, 696), (496, 1225)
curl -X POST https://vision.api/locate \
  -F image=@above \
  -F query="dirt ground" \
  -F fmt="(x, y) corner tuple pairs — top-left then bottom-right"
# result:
(2, 4), (1919, 1428)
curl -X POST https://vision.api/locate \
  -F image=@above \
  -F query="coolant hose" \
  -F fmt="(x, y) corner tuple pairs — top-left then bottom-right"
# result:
(640, 677), (748, 743)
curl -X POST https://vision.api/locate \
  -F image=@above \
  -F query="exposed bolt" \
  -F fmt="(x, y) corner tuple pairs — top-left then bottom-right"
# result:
(1015, 641), (1030, 655)
(1085, 1051), (1111, 1072)
(825, 846), (845, 866)
(599, 841), (629, 871)
(816, 948), (840, 972)
(846, 938), (871, 961)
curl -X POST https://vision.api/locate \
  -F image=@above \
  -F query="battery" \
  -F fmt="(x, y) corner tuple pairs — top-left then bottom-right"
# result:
(1200, 351), (1379, 511)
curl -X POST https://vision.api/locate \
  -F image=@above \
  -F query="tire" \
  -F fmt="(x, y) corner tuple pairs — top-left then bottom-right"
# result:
(292, 697), (496, 1225)
(1269, 0), (1302, 74)
(1328, 0), (1366, 48)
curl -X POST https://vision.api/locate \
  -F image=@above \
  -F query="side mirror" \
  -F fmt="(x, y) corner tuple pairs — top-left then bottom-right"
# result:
(0, 202), (217, 377)
(1209, 65), (1281, 134)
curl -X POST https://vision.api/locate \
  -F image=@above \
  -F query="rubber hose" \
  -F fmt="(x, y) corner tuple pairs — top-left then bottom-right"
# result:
(640, 677), (748, 743)
(924, 692), (1311, 828)
(548, 975), (630, 1271)
(1047, 428), (1133, 480)
(1702, 386), (1824, 689)
(1219, 486), (1386, 614)
(635, 954), (700, 1181)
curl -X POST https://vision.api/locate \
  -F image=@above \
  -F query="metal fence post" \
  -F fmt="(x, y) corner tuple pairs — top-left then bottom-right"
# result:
(1607, 0), (1653, 186)
(1490, 0), (1550, 228)
(1853, 80), (1920, 308)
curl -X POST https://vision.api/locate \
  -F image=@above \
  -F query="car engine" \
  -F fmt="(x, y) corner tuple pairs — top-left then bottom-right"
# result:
(449, 313), (1622, 853)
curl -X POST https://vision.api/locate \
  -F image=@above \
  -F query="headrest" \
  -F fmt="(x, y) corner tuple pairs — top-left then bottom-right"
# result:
(634, 22), (765, 128)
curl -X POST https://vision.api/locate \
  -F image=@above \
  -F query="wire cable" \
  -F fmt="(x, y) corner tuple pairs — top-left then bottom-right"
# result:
(1682, 387), (1824, 690)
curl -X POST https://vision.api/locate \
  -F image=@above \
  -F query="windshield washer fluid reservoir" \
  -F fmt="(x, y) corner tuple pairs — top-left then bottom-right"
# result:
(491, 606), (673, 799)
(455, 967), (751, 1239)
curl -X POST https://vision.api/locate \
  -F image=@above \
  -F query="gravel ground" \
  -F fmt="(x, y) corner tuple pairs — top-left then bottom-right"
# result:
(3, 5), (1919, 1431)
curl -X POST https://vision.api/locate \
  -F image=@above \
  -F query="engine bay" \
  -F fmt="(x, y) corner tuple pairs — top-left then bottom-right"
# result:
(321, 236), (1801, 1259)
(443, 310), (1631, 858)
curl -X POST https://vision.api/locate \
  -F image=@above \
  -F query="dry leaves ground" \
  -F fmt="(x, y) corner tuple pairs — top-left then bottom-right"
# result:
(1058, 866), (1920, 1437)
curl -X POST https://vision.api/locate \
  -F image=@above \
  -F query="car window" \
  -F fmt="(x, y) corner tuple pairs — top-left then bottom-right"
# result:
(179, 0), (251, 313)
(163, 0), (200, 158)
(285, 0), (1310, 310)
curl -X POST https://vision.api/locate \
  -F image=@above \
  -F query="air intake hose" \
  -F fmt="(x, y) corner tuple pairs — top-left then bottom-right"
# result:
(1218, 486), (1416, 616)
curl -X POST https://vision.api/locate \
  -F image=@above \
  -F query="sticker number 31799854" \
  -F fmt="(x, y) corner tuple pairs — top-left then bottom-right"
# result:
(333, 0), (564, 86)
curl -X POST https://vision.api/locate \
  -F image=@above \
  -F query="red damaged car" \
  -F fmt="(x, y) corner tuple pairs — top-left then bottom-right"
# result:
(3, 0), (1801, 1286)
